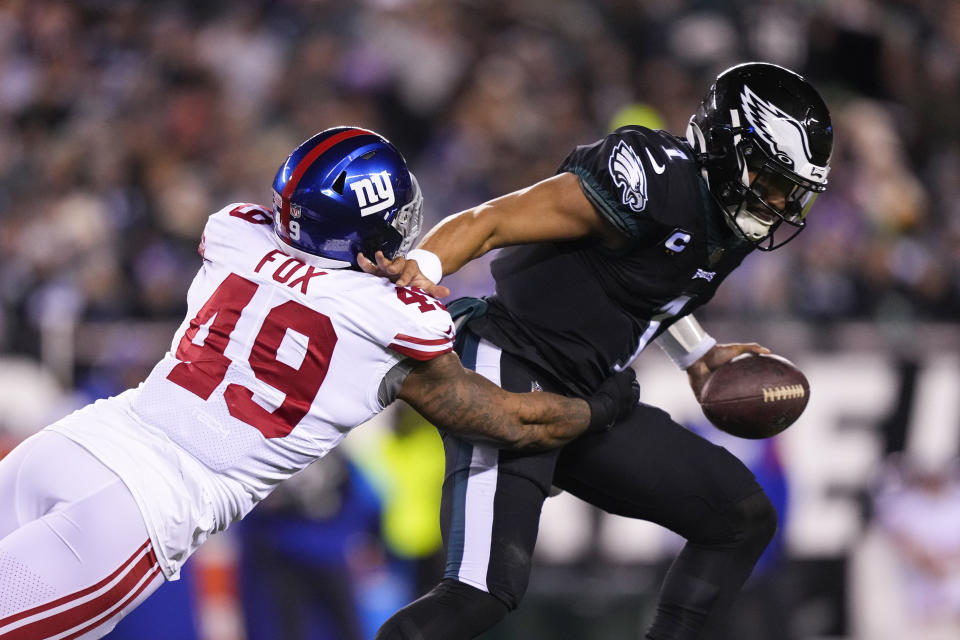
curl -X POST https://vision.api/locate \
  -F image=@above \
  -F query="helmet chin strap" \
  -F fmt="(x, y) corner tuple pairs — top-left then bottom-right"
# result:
(726, 204), (774, 241)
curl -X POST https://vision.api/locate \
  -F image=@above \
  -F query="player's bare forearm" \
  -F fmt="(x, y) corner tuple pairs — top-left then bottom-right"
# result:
(419, 173), (620, 274)
(398, 352), (591, 450)
(358, 174), (623, 294)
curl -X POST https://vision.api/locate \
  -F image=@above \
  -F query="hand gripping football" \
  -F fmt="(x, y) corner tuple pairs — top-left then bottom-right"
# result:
(698, 353), (809, 439)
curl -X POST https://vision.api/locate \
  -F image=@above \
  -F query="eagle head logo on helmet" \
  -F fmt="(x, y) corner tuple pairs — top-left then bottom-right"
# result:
(686, 62), (834, 251)
(271, 127), (423, 268)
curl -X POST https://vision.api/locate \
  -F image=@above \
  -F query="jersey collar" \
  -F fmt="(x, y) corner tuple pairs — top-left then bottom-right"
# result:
(272, 234), (354, 269)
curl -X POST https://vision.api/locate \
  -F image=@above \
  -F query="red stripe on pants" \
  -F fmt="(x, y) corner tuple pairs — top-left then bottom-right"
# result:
(0, 541), (160, 639)
(61, 566), (163, 640)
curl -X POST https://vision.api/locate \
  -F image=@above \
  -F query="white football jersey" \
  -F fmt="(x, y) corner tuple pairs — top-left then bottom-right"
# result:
(49, 203), (453, 578)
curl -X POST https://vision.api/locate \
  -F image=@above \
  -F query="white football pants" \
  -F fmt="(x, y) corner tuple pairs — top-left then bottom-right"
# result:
(0, 430), (165, 639)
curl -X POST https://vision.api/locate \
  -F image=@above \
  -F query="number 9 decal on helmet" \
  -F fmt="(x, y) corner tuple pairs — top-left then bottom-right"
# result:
(687, 62), (834, 250)
(272, 126), (424, 267)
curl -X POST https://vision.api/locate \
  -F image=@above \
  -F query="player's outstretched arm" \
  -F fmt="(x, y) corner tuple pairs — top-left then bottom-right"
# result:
(397, 352), (639, 450)
(358, 172), (623, 297)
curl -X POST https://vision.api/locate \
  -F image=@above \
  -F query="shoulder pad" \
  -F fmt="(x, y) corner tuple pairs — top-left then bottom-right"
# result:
(559, 128), (692, 239)
(385, 285), (455, 361)
(201, 203), (274, 262)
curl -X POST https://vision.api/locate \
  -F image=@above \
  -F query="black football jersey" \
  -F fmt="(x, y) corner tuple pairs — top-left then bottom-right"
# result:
(470, 126), (755, 395)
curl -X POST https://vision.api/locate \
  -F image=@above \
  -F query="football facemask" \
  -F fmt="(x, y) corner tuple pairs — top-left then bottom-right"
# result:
(724, 139), (824, 250)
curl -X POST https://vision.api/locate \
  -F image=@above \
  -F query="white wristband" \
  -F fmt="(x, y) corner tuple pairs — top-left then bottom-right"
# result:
(655, 315), (716, 370)
(405, 249), (443, 284)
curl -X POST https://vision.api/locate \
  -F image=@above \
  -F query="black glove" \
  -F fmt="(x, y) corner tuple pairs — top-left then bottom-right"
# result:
(585, 369), (640, 432)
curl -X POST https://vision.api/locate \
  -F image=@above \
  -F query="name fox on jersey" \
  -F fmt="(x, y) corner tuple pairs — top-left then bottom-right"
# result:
(255, 249), (327, 294)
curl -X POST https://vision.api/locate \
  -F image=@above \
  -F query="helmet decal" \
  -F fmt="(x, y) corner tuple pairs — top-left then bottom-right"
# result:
(608, 140), (648, 213)
(349, 171), (396, 217)
(739, 85), (828, 184)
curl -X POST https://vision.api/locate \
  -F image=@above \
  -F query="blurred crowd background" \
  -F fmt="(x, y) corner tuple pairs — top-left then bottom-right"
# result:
(1, 0), (959, 639)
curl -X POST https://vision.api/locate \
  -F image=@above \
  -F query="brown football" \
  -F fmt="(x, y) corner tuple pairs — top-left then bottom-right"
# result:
(698, 353), (809, 439)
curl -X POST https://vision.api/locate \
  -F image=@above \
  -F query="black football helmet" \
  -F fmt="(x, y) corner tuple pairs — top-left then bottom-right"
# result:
(687, 62), (833, 250)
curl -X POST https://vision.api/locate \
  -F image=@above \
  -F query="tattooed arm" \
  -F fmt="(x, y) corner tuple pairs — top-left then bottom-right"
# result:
(397, 352), (638, 451)
(398, 352), (588, 450)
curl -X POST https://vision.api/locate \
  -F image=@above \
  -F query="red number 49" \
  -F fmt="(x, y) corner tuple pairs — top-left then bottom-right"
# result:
(396, 286), (445, 313)
(167, 273), (338, 438)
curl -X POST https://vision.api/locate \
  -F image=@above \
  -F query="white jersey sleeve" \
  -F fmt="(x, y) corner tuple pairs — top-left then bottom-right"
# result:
(49, 203), (453, 578)
(198, 202), (275, 262)
(384, 289), (454, 361)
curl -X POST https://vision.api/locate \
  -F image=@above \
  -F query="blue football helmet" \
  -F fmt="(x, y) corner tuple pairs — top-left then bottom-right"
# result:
(272, 127), (423, 266)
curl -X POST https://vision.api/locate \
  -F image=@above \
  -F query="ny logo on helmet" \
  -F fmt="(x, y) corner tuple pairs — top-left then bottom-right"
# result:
(350, 171), (396, 217)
